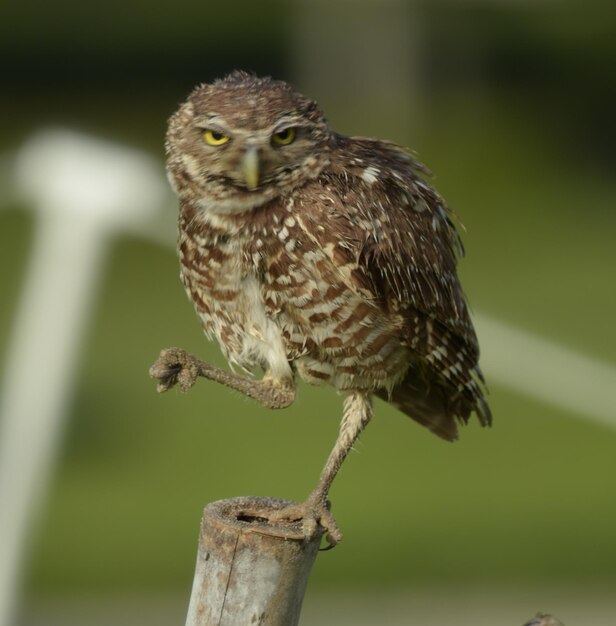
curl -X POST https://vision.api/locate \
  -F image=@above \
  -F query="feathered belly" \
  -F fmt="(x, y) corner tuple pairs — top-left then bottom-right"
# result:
(278, 289), (411, 393)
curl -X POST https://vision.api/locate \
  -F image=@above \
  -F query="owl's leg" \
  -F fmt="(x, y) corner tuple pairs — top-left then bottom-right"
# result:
(270, 392), (373, 547)
(149, 347), (295, 409)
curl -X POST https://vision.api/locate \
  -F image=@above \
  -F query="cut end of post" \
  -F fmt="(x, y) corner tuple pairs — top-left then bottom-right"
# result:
(205, 496), (314, 542)
(185, 496), (323, 626)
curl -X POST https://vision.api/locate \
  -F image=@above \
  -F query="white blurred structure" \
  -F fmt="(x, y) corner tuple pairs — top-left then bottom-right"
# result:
(476, 314), (616, 430)
(0, 130), (171, 626)
(0, 129), (615, 626)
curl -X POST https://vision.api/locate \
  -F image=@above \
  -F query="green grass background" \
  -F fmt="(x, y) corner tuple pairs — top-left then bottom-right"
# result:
(1, 0), (615, 616)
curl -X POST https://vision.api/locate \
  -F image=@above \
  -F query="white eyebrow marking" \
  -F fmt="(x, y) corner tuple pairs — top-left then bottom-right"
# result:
(193, 115), (229, 129)
(193, 114), (309, 138)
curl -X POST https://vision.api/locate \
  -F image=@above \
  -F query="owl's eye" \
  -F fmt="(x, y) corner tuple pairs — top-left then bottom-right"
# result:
(203, 129), (230, 146)
(272, 127), (297, 146)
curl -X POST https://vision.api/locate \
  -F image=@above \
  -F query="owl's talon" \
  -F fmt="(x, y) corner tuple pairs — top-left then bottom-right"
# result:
(155, 375), (177, 393)
(149, 347), (199, 393)
(269, 497), (342, 549)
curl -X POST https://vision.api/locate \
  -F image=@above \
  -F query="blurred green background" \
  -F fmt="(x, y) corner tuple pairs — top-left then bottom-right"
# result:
(1, 0), (615, 624)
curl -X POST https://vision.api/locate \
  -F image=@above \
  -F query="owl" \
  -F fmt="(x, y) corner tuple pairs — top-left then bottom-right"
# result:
(150, 70), (491, 546)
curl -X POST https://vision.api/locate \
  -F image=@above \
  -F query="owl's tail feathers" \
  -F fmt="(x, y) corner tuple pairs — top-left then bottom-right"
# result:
(376, 373), (492, 442)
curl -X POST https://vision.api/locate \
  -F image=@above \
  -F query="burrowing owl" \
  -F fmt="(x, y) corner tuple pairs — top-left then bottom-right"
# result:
(150, 70), (491, 546)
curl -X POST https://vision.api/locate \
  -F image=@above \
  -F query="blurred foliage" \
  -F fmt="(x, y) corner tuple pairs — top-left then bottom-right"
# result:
(1, 0), (615, 606)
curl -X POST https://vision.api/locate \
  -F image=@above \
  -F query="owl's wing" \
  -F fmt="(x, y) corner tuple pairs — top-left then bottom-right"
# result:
(304, 135), (491, 438)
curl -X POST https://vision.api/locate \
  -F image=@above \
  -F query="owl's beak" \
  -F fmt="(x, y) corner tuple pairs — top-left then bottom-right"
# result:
(241, 146), (260, 190)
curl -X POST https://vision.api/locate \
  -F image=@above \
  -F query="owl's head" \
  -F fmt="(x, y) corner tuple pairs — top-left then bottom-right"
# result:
(166, 71), (333, 212)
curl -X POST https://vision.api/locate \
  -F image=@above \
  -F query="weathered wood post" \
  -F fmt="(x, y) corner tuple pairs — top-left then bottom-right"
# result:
(185, 496), (323, 626)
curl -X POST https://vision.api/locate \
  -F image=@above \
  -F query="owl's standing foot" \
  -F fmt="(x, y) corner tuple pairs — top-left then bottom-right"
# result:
(269, 492), (343, 549)
(149, 347), (295, 409)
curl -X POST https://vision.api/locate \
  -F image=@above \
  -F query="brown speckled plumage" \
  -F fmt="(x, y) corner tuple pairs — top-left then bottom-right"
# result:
(160, 71), (491, 544)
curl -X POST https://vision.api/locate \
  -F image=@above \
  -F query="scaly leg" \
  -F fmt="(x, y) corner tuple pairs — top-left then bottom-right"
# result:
(271, 392), (373, 547)
(149, 347), (295, 409)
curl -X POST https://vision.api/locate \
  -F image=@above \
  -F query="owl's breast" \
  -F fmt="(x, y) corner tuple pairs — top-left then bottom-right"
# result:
(179, 227), (292, 381)
(179, 204), (411, 392)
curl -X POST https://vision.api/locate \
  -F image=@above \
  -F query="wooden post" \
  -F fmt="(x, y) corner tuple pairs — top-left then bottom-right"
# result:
(185, 496), (322, 626)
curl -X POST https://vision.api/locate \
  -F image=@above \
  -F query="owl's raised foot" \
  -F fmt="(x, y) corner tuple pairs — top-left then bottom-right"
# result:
(149, 347), (200, 393)
(149, 346), (296, 409)
(269, 495), (342, 549)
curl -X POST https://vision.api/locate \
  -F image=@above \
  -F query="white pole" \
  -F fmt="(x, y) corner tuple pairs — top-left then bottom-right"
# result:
(0, 211), (109, 625)
(0, 129), (169, 626)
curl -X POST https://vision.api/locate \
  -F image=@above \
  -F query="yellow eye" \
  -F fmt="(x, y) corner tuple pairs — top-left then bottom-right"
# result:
(272, 127), (297, 146)
(203, 129), (230, 146)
